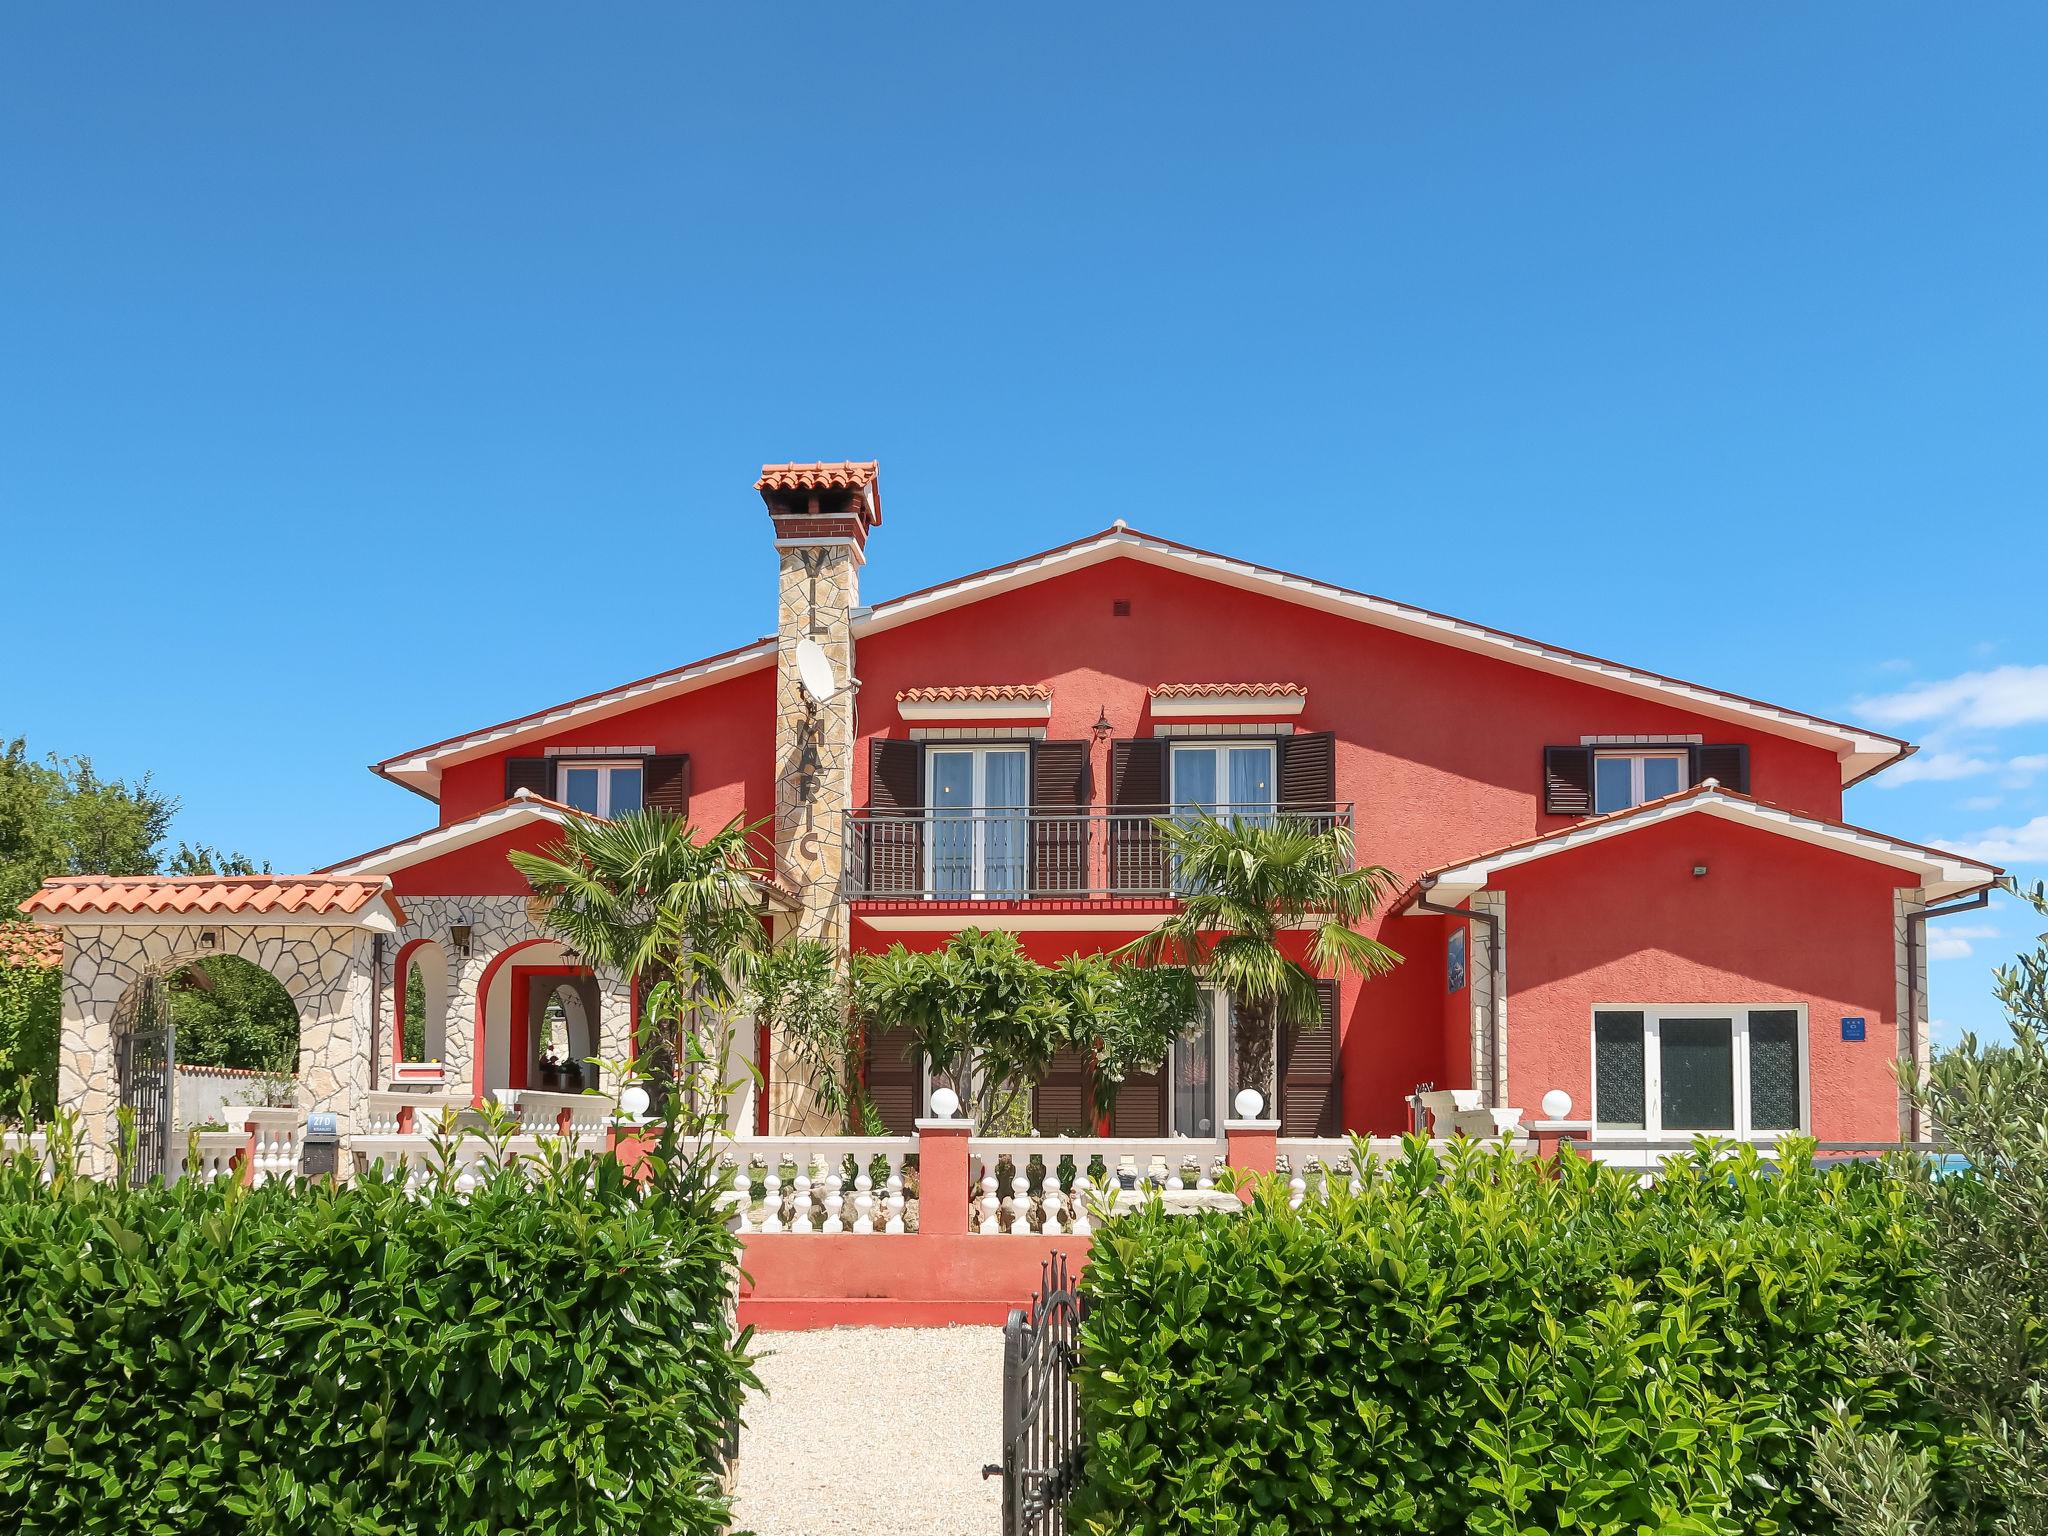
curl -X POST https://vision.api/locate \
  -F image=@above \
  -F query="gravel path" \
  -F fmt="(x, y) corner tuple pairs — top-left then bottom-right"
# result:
(734, 1326), (1005, 1536)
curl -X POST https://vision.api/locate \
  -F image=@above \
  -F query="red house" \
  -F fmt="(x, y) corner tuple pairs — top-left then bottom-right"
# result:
(288, 458), (1992, 1152)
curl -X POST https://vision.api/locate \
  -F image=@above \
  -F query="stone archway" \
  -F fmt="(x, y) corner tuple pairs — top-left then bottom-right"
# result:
(24, 875), (401, 1176)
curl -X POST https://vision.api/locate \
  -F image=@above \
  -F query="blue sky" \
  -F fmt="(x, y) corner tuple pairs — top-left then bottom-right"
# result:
(3, 7), (2044, 1042)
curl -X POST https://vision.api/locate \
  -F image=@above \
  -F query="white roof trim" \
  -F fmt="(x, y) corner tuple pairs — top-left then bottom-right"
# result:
(856, 531), (1905, 783)
(36, 901), (402, 936)
(323, 797), (579, 877)
(1423, 788), (2000, 905)
(374, 641), (776, 795)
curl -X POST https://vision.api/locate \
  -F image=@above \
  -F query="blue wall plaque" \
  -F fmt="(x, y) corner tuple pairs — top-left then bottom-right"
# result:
(1840, 1017), (1867, 1042)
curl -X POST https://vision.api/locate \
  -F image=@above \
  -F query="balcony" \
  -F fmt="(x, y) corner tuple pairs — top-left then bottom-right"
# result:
(842, 804), (1354, 901)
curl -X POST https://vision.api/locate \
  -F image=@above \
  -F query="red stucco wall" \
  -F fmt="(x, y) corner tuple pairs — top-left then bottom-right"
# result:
(1494, 813), (1910, 1143)
(435, 663), (775, 836)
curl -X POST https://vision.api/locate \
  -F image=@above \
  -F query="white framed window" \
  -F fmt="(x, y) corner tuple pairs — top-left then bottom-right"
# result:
(1167, 991), (1240, 1138)
(1591, 1005), (1808, 1139)
(925, 745), (1030, 897)
(558, 760), (644, 817)
(1592, 750), (1688, 814)
(1170, 741), (1276, 819)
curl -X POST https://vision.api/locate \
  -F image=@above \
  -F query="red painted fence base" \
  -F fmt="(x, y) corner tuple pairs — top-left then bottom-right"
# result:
(737, 1232), (1093, 1330)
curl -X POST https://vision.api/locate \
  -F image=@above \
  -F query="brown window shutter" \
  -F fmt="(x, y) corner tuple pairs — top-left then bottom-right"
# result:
(1108, 1062), (1166, 1137)
(864, 739), (924, 895)
(1279, 731), (1336, 816)
(1543, 746), (1594, 815)
(505, 757), (552, 800)
(1109, 738), (1168, 894)
(1278, 979), (1342, 1137)
(643, 754), (691, 816)
(1030, 739), (1090, 894)
(862, 1023), (922, 1135)
(1031, 1046), (1094, 1135)
(1693, 744), (1750, 795)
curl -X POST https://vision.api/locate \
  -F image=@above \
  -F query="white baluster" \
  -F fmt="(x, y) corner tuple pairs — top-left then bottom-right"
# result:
(790, 1158), (815, 1234)
(1288, 1167), (1307, 1209)
(759, 1162), (783, 1233)
(979, 1163), (1002, 1235)
(729, 1159), (753, 1233)
(1165, 1152), (1185, 1193)
(1196, 1157), (1215, 1191)
(821, 1166), (845, 1233)
(1005, 1161), (1031, 1236)
(885, 1166), (906, 1234)
(851, 1165), (875, 1234)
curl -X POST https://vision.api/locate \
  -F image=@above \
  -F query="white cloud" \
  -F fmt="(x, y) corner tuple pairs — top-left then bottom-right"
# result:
(1877, 749), (2001, 787)
(1927, 924), (2004, 962)
(1960, 794), (2004, 812)
(1954, 813), (2048, 865)
(1860, 665), (2048, 730)
(2004, 753), (2048, 787)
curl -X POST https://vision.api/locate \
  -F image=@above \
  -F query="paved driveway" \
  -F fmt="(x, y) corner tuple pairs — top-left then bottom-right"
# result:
(734, 1326), (1005, 1535)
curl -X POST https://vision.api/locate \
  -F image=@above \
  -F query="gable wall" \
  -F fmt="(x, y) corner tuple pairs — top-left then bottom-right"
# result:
(1494, 812), (1913, 1141)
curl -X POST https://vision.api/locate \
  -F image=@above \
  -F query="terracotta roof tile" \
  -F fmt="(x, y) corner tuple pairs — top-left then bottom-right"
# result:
(0, 922), (60, 969)
(1150, 682), (1307, 699)
(895, 685), (1052, 704)
(755, 461), (879, 493)
(20, 875), (393, 920)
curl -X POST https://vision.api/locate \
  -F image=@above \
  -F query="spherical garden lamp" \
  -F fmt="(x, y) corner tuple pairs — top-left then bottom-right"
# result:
(1540, 1088), (1573, 1121)
(619, 1083), (651, 1122)
(1232, 1088), (1265, 1121)
(928, 1086), (961, 1121)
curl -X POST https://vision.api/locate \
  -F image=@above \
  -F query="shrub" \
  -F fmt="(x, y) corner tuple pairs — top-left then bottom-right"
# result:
(0, 1132), (753, 1534)
(1071, 1138), (1960, 1536)
(0, 948), (58, 1118)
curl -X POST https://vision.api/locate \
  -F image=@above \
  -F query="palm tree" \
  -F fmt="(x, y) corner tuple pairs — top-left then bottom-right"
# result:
(509, 811), (767, 1115)
(1121, 816), (1402, 1112)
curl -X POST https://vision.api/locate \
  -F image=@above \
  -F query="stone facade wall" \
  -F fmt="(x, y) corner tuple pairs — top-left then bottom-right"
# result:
(376, 894), (633, 1093)
(1895, 887), (1929, 1141)
(1467, 892), (1506, 1107)
(769, 537), (860, 1133)
(57, 924), (376, 1176)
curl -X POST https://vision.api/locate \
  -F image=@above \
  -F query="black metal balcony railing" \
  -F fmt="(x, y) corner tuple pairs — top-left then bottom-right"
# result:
(842, 804), (1355, 900)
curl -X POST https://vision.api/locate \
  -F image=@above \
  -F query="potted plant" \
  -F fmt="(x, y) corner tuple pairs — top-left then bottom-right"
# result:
(562, 1057), (586, 1092)
(538, 1043), (564, 1091)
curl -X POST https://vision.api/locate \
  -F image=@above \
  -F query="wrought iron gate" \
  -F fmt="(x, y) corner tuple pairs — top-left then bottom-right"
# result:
(116, 973), (175, 1185)
(986, 1251), (1087, 1535)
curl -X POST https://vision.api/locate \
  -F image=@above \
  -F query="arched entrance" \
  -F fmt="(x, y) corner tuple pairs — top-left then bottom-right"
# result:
(107, 952), (303, 1184)
(473, 938), (598, 1105)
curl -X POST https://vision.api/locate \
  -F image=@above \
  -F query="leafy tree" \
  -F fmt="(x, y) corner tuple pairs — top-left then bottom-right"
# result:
(1813, 879), (2048, 1534)
(403, 962), (426, 1061)
(168, 956), (299, 1073)
(744, 938), (853, 1125)
(1121, 816), (1402, 1106)
(165, 843), (267, 876)
(0, 738), (180, 909)
(1045, 954), (1199, 1121)
(0, 931), (58, 1119)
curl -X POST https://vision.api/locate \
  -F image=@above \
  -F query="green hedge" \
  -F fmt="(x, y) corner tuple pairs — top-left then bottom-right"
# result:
(0, 1134), (753, 1534)
(1072, 1139), (1960, 1536)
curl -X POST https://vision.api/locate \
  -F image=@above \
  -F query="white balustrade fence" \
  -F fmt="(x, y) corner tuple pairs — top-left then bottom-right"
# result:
(968, 1138), (1227, 1235)
(351, 1133), (552, 1194)
(723, 1137), (916, 1234)
(180, 1130), (248, 1182)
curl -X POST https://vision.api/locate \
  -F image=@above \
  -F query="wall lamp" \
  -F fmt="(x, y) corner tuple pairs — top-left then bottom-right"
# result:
(1092, 705), (1114, 741)
(449, 921), (475, 959)
(198, 928), (220, 950)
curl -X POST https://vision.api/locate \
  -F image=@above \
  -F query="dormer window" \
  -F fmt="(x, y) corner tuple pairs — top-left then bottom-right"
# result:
(1592, 750), (1688, 814)
(559, 761), (643, 817)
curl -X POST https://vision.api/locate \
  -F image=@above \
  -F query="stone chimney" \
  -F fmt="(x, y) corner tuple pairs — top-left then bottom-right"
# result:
(758, 461), (880, 1130)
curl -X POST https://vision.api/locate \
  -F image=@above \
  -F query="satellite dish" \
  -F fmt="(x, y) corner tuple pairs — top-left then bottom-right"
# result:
(793, 636), (839, 702)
